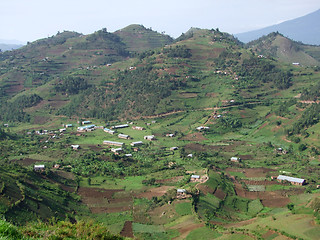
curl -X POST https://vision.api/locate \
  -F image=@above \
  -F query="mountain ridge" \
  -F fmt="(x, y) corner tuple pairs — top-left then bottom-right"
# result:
(235, 9), (320, 45)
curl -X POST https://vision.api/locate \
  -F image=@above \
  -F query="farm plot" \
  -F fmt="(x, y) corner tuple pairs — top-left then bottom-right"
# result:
(77, 187), (132, 213)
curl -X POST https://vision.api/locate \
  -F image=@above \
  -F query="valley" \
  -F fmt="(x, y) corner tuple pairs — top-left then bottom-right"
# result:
(0, 26), (320, 240)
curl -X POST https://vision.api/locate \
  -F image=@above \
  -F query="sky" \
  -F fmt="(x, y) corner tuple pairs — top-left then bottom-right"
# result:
(1, 0), (319, 43)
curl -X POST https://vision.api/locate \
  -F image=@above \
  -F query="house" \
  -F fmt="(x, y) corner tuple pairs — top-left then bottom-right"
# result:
(230, 157), (240, 162)
(132, 126), (145, 131)
(131, 141), (143, 147)
(103, 140), (124, 147)
(166, 133), (175, 137)
(196, 126), (210, 131)
(144, 135), (155, 141)
(190, 175), (200, 182)
(53, 164), (60, 169)
(77, 125), (96, 132)
(71, 144), (80, 150)
(111, 148), (123, 153)
(177, 189), (187, 198)
(170, 147), (178, 151)
(34, 165), (45, 171)
(104, 128), (115, 135)
(276, 148), (288, 154)
(277, 175), (305, 186)
(82, 120), (91, 125)
(112, 124), (129, 129)
(118, 134), (130, 139)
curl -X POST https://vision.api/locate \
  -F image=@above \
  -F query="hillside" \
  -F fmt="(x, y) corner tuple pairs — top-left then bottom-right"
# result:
(114, 24), (173, 52)
(0, 26), (320, 239)
(236, 9), (320, 45)
(247, 32), (320, 66)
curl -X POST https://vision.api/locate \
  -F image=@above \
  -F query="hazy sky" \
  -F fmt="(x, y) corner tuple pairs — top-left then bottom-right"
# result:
(1, 0), (319, 43)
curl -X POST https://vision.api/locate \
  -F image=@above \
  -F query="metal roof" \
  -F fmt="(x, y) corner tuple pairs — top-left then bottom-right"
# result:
(277, 175), (305, 184)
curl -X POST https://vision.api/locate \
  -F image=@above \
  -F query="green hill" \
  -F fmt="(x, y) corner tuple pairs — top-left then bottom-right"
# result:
(247, 32), (320, 66)
(1, 26), (320, 239)
(114, 24), (173, 52)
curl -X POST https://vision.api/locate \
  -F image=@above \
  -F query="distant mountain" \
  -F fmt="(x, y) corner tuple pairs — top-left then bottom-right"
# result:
(0, 43), (23, 51)
(114, 24), (173, 52)
(236, 9), (320, 45)
(247, 32), (320, 66)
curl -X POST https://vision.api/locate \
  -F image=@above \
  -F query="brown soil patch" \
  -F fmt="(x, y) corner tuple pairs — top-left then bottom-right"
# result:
(78, 187), (123, 199)
(197, 184), (215, 195)
(234, 182), (291, 208)
(12, 158), (43, 166)
(226, 167), (276, 178)
(172, 222), (205, 240)
(120, 221), (134, 238)
(135, 186), (175, 199)
(90, 205), (131, 214)
(5, 83), (23, 94)
(180, 132), (208, 141)
(213, 188), (226, 200)
(238, 155), (253, 160)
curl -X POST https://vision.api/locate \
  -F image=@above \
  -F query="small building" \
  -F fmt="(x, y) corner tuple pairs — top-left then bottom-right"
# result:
(277, 175), (305, 186)
(53, 164), (60, 169)
(103, 140), (124, 147)
(187, 154), (193, 158)
(118, 134), (130, 139)
(77, 125), (96, 132)
(111, 148), (123, 153)
(144, 135), (155, 141)
(125, 154), (133, 157)
(65, 124), (73, 128)
(104, 128), (115, 135)
(34, 165), (45, 171)
(230, 157), (240, 162)
(190, 175), (200, 182)
(71, 144), (80, 150)
(82, 120), (91, 125)
(112, 124), (129, 129)
(170, 147), (178, 151)
(177, 189), (187, 198)
(151, 121), (156, 124)
(131, 141), (143, 147)
(166, 133), (175, 137)
(59, 128), (66, 133)
(3, 124), (9, 127)
(196, 126), (210, 131)
(132, 126), (145, 131)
